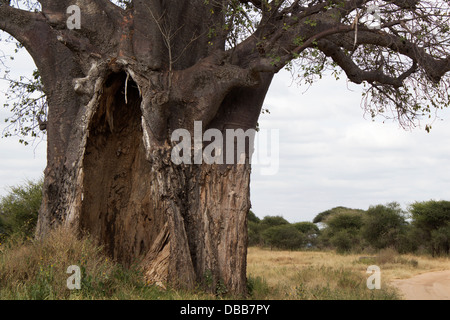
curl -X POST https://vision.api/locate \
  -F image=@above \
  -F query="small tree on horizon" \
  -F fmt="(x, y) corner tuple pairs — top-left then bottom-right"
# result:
(409, 200), (450, 256)
(320, 210), (365, 253)
(362, 202), (408, 251)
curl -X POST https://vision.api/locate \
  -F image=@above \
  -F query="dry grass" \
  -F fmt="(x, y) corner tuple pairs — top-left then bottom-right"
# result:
(0, 228), (218, 300)
(0, 228), (117, 299)
(0, 228), (181, 300)
(246, 247), (450, 300)
(1, 229), (448, 300)
(373, 248), (450, 281)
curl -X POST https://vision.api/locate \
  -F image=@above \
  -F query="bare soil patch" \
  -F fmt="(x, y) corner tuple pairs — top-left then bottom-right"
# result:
(391, 270), (450, 300)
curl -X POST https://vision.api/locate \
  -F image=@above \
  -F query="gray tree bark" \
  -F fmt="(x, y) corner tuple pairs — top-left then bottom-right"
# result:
(0, 0), (272, 295)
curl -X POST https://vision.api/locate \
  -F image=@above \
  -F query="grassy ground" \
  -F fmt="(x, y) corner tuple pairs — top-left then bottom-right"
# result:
(0, 228), (212, 300)
(246, 247), (450, 300)
(1, 229), (449, 300)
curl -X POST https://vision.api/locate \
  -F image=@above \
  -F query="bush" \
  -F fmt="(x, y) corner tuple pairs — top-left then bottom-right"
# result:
(409, 200), (450, 256)
(262, 224), (305, 250)
(329, 230), (356, 254)
(320, 211), (365, 253)
(361, 203), (408, 250)
(395, 224), (424, 254)
(430, 224), (450, 256)
(293, 222), (320, 248)
(259, 215), (290, 229)
(248, 211), (263, 246)
(0, 179), (43, 241)
(313, 207), (366, 224)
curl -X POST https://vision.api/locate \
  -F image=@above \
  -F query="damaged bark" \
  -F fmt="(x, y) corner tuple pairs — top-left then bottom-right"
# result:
(29, 47), (271, 294)
(7, 0), (273, 295)
(57, 63), (268, 294)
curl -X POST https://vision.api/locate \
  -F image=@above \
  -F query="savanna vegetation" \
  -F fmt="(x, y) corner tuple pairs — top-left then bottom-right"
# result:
(0, 179), (448, 300)
(250, 202), (450, 256)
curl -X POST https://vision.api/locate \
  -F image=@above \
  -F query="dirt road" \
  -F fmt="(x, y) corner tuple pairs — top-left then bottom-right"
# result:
(391, 270), (450, 300)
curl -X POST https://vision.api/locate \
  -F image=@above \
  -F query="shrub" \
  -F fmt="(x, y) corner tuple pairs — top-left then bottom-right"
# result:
(0, 179), (43, 240)
(262, 224), (305, 250)
(259, 215), (290, 229)
(313, 207), (366, 224)
(329, 230), (355, 254)
(362, 203), (408, 250)
(293, 222), (320, 248)
(409, 200), (450, 256)
(430, 224), (450, 256)
(248, 211), (263, 246)
(320, 211), (365, 253)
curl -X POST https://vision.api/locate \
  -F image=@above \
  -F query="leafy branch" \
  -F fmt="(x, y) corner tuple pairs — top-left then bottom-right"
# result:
(1, 68), (47, 145)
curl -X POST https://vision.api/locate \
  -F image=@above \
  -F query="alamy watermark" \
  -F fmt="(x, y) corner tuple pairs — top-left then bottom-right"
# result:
(171, 121), (279, 176)
(66, 265), (81, 290)
(366, 265), (381, 290)
(66, 5), (81, 30)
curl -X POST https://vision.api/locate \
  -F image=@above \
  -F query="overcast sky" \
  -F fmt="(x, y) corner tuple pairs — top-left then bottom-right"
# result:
(251, 72), (450, 222)
(1, 37), (450, 223)
(0, 40), (47, 196)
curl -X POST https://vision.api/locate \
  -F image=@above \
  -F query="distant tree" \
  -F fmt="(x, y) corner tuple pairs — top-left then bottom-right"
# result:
(320, 210), (365, 253)
(293, 222), (320, 247)
(409, 200), (450, 256)
(259, 216), (290, 229)
(397, 223), (425, 254)
(248, 211), (260, 223)
(262, 224), (305, 250)
(248, 210), (262, 246)
(257, 215), (290, 248)
(313, 207), (365, 224)
(247, 213), (319, 249)
(362, 202), (408, 250)
(430, 225), (450, 256)
(0, 179), (43, 240)
(328, 229), (355, 253)
(293, 221), (320, 234)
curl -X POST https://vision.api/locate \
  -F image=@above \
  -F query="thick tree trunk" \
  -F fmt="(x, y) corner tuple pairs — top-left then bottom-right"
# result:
(0, 0), (273, 296)
(33, 60), (272, 294)
(81, 131), (252, 293)
(79, 90), (253, 292)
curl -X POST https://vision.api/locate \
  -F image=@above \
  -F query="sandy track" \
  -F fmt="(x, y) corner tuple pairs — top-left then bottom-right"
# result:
(391, 270), (450, 300)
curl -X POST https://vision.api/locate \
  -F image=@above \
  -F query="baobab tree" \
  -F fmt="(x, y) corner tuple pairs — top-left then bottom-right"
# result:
(0, 0), (449, 295)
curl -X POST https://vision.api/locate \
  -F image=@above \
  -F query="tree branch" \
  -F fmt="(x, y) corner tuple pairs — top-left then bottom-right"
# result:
(239, 0), (263, 9)
(318, 38), (418, 87)
(248, 25), (355, 73)
(0, 3), (45, 48)
(171, 50), (261, 127)
(38, 0), (125, 59)
(332, 29), (450, 83)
